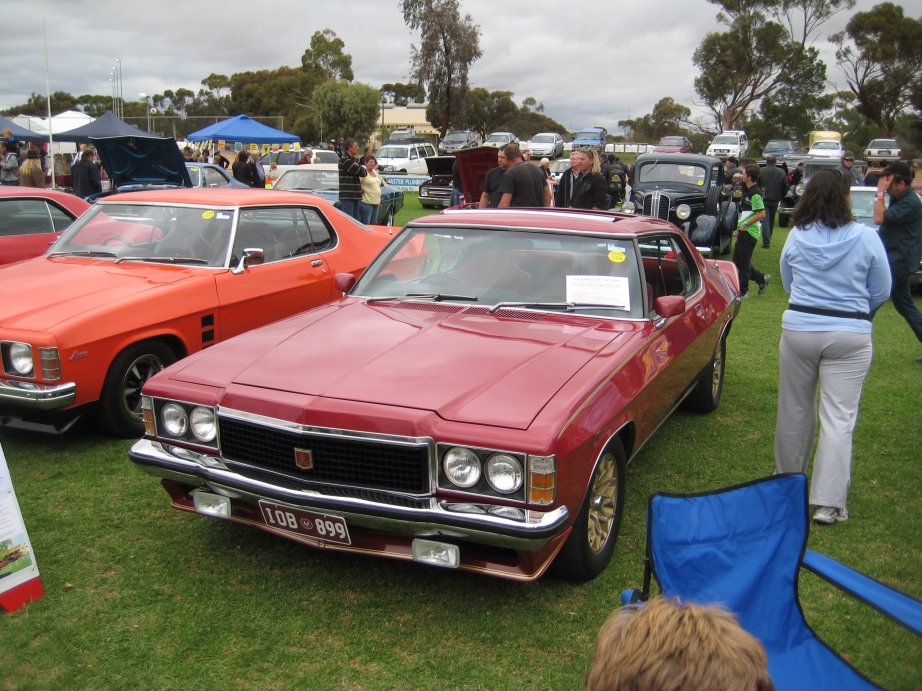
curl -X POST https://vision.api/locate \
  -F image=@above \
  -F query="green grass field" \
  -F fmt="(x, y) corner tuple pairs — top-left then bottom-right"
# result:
(1, 208), (920, 689)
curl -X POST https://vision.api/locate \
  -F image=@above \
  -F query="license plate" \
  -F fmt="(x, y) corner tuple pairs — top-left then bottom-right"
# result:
(880, 150), (891, 155)
(257, 501), (351, 545)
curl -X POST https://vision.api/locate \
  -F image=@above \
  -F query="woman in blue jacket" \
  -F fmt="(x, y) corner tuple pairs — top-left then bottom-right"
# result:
(774, 169), (892, 525)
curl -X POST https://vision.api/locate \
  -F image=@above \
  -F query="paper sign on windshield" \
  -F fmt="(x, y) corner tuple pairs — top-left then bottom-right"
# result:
(566, 275), (630, 310)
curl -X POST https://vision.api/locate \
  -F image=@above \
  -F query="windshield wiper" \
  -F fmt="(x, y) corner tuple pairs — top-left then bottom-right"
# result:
(48, 249), (118, 259)
(114, 256), (209, 265)
(489, 301), (627, 313)
(365, 293), (479, 304)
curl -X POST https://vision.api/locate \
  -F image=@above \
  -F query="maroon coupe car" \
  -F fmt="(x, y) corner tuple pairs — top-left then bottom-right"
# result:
(0, 186), (89, 265)
(130, 208), (740, 582)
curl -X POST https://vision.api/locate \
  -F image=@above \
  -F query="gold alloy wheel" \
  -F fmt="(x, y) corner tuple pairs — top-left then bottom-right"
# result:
(587, 452), (620, 553)
(711, 342), (724, 397)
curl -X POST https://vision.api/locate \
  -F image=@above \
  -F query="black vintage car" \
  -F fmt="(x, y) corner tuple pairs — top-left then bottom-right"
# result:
(419, 156), (456, 209)
(625, 153), (736, 255)
(777, 157), (843, 228)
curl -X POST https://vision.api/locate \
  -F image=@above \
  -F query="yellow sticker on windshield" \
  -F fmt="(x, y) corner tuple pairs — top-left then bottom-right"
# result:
(697, 179), (704, 185)
(202, 210), (215, 220)
(608, 250), (626, 263)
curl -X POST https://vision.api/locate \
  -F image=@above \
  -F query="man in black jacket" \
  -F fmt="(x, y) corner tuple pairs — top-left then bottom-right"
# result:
(759, 155), (788, 248)
(338, 138), (367, 220)
(71, 147), (102, 198)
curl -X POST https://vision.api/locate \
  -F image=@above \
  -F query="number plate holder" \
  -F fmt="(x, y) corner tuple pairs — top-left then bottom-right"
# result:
(257, 500), (352, 545)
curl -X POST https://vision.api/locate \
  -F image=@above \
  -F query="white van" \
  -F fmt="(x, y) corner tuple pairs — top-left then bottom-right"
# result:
(706, 131), (749, 159)
(375, 141), (437, 174)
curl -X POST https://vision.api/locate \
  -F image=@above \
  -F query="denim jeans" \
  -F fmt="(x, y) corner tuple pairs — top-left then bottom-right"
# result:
(339, 198), (361, 221)
(358, 201), (378, 225)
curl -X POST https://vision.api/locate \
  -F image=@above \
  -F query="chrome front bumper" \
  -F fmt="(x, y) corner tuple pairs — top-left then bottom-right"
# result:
(129, 438), (570, 551)
(0, 378), (77, 410)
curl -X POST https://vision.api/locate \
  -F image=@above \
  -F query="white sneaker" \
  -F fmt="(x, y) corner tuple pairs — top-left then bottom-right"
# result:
(813, 506), (848, 525)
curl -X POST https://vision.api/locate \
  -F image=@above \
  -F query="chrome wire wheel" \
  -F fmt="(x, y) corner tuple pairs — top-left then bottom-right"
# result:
(587, 452), (620, 553)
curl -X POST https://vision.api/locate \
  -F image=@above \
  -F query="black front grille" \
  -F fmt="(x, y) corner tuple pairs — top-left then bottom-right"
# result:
(641, 192), (671, 219)
(219, 417), (430, 495)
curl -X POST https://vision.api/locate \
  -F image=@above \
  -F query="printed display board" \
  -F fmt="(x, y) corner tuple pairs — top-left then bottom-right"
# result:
(0, 443), (43, 613)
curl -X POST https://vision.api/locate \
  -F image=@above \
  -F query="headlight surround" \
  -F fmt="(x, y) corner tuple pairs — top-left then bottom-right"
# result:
(161, 403), (189, 437)
(190, 406), (217, 443)
(8, 342), (34, 376)
(621, 201), (636, 213)
(485, 453), (523, 494)
(675, 203), (691, 220)
(443, 447), (481, 488)
(795, 182), (806, 196)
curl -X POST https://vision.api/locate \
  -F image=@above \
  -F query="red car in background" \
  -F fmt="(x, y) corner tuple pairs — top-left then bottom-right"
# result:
(131, 207), (741, 582)
(0, 187), (89, 265)
(653, 136), (695, 154)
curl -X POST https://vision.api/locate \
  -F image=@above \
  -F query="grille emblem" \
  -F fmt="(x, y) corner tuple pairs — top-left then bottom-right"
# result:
(294, 448), (314, 470)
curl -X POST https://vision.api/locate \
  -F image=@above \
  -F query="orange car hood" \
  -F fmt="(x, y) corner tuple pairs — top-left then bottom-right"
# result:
(0, 257), (208, 332)
(172, 300), (624, 430)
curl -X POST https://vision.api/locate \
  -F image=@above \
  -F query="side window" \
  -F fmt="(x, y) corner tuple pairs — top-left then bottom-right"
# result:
(48, 204), (75, 231)
(410, 148), (419, 160)
(234, 207), (307, 263)
(0, 199), (54, 236)
(203, 168), (228, 187)
(300, 208), (335, 252)
(639, 235), (700, 301)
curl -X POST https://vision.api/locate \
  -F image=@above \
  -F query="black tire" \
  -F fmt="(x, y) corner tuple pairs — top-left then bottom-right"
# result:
(682, 335), (726, 413)
(96, 341), (177, 437)
(704, 185), (720, 216)
(551, 438), (626, 582)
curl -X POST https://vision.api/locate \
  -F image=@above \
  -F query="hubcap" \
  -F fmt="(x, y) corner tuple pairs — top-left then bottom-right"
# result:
(711, 344), (723, 396)
(121, 354), (164, 420)
(587, 452), (619, 553)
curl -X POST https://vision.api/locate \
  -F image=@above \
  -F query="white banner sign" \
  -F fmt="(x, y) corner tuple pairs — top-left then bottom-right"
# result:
(0, 442), (42, 612)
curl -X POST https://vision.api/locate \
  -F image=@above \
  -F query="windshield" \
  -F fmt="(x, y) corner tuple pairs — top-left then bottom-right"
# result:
(51, 203), (235, 267)
(637, 162), (708, 186)
(486, 134), (511, 143)
(712, 135), (738, 145)
(812, 141), (840, 150)
(376, 146), (410, 159)
(532, 134), (555, 143)
(551, 160), (570, 173)
(352, 226), (644, 318)
(658, 137), (685, 146)
(442, 133), (468, 143)
(275, 169), (339, 191)
(850, 190), (885, 222)
(576, 131), (601, 140)
(765, 140), (792, 149)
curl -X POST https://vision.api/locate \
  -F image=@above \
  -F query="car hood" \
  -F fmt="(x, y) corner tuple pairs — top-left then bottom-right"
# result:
(171, 300), (623, 430)
(92, 135), (193, 189)
(454, 146), (503, 206)
(425, 156), (455, 177)
(0, 257), (206, 331)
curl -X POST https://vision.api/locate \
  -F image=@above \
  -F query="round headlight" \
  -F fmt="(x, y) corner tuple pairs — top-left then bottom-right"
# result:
(442, 447), (481, 488)
(675, 204), (691, 220)
(485, 454), (524, 494)
(795, 182), (805, 196)
(9, 343), (34, 376)
(621, 201), (635, 213)
(161, 403), (188, 437)
(190, 406), (217, 443)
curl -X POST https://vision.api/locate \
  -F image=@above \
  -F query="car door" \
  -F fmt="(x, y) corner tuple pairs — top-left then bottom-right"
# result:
(0, 198), (75, 265)
(214, 205), (337, 340)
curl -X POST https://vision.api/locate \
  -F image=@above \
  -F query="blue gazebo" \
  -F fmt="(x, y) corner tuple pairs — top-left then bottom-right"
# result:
(185, 114), (299, 145)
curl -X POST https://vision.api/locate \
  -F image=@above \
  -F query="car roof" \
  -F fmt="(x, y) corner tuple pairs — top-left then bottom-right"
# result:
(408, 207), (677, 237)
(635, 153), (720, 166)
(96, 187), (335, 207)
(0, 186), (88, 205)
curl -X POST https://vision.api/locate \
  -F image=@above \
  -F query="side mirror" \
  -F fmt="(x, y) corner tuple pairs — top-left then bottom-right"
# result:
(232, 247), (265, 274)
(655, 295), (685, 318)
(334, 272), (356, 293)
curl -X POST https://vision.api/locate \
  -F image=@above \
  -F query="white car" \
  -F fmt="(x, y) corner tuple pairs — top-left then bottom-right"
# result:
(705, 130), (749, 158)
(484, 132), (518, 148)
(375, 141), (437, 175)
(863, 138), (901, 162)
(806, 140), (844, 159)
(529, 132), (564, 158)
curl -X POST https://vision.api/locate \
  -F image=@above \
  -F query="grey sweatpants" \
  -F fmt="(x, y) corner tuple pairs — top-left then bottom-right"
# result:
(774, 329), (873, 509)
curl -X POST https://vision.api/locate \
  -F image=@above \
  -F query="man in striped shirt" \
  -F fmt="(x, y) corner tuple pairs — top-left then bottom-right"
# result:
(338, 138), (367, 220)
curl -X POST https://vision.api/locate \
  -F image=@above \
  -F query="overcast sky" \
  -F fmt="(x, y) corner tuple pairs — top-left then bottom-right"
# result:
(5, 0), (891, 134)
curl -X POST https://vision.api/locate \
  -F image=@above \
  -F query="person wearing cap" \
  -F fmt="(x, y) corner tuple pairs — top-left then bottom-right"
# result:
(874, 161), (922, 360)
(838, 152), (863, 185)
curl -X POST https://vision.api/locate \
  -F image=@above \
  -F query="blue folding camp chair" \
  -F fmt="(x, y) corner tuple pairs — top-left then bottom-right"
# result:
(622, 473), (922, 690)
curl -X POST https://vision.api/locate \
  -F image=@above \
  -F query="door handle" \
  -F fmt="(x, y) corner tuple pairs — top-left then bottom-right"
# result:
(311, 259), (324, 267)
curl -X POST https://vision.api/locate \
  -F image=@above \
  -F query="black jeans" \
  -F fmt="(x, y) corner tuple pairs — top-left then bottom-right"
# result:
(763, 200), (779, 246)
(890, 270), (922, 342)
(732, 231), (765, 295)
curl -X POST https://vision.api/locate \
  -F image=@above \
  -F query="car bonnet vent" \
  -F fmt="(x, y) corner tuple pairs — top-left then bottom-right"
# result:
(466, 306), (544, 320)
(389, 302), (465, 314)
